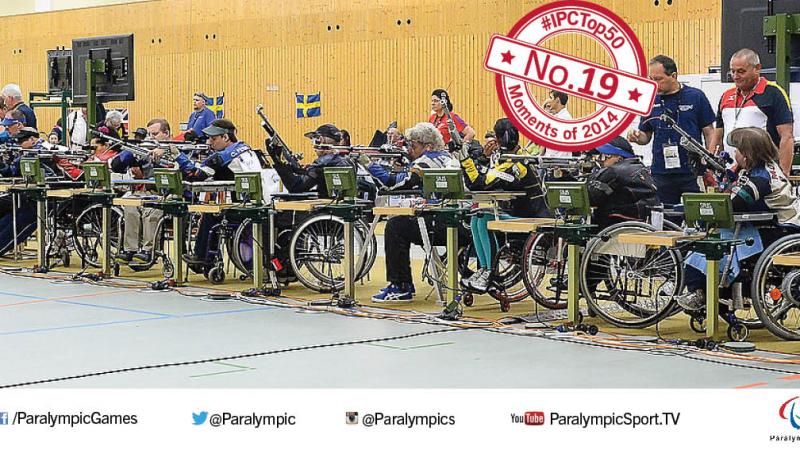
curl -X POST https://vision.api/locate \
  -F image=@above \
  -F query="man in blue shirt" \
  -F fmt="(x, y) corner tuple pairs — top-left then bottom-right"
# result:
(627, 55), (716, 206)
(186, 93), (216, 140)
(2, 84), (36, 130)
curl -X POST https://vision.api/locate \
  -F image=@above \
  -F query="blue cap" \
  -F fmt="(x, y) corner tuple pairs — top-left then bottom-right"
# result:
(1, 117), (23, 127)
(596, 143), (634, 158)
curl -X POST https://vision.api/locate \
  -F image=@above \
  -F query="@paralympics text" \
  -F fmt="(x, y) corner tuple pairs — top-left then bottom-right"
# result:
(359, 412), (455, 428)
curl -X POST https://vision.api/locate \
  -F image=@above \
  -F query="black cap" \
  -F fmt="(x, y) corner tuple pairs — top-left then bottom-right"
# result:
(16, 127), (39, 141)
(304, 123), (341, 141)
(133, 127), (148, 138)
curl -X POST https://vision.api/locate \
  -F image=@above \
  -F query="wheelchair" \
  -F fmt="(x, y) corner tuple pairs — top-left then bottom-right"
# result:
(113, 208), (177, 278)
(749, 231), (800, 340)
(227, 193), (378, 292)
(458, 213), (529, 312)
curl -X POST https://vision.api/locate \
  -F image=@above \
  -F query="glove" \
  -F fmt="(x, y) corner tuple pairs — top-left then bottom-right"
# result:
(357, 153), (371, 167)
(266, 140), (284, 165)
(449, 141), (470, 161)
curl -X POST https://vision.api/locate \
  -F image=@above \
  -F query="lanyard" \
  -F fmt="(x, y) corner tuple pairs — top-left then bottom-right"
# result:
(733, 91), (754, 125)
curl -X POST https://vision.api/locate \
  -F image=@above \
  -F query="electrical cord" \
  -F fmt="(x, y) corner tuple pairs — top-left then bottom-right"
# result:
(2, 267), (800, 367)
(0, 328), (461, 389)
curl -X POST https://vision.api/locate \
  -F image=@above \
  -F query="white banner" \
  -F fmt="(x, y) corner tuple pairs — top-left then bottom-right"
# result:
(0, 389), (797, 448)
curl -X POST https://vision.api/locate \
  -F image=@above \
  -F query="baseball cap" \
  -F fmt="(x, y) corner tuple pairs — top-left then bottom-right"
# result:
(304, 123), (341, 140)
(596, 143), (634, 158)
(202, 119), (236, 137)
(1, 117), (24, 127)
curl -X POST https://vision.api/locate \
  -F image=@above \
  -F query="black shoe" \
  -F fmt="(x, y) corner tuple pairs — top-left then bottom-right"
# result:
(116, 251), (135, 263)
(132, 251), (153, 264)
(182, 254), (210, 266)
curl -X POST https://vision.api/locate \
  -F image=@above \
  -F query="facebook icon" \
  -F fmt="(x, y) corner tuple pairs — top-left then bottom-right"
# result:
(0, 412), (8, 425)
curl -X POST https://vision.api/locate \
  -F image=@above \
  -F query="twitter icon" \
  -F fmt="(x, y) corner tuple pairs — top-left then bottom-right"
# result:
(192, 411), (208, 426)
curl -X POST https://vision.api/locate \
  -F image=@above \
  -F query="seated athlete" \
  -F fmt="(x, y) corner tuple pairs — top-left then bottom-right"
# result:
(176, 119), (265, 268)
(267, 123), (349, 198)
(456, 118), (548, 292)
(111, 118), (174, 265)
(676, 127), (800, 311)
(586, 137), (659, 228)
(0, 128), (59, 256)
(370, 122), (462, 302)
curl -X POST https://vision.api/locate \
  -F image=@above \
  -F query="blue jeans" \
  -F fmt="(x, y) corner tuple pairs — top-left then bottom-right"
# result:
(652, 172), (700, 206)
(470, 212), (516, 269)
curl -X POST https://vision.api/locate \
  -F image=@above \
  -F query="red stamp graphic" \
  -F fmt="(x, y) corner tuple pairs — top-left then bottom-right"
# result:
(484, 0), (657, 152)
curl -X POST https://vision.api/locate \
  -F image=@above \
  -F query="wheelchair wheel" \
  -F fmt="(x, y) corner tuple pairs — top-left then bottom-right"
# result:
(521, 231), (568, 309)
(208, 266), (225, 284)
(488, 238), (529, 304)
(73, 205), (123, 268)
(289, 214), (376, 292)
(580, 222), (683, 328)
(750, 234), (800, 340)
(231, 218), (300, 284)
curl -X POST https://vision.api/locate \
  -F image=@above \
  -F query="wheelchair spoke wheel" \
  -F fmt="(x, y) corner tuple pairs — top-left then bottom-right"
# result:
(580, 222), (682, 328)
(522, 231), (568, 309)
(290, 214), (373, 293)
(751, 235), (800, 340)
(489, 240), (528, 304)
(73, 205), (122, 268)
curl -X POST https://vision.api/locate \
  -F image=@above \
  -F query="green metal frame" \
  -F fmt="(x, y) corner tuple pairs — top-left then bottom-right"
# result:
(540, 223), (597, 325)
(29, 90), (72, 146)
(763, 13), (800, 96)
(85, 58), (107, 127)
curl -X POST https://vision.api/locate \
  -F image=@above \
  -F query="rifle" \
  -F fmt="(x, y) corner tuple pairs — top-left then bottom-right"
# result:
(312, 143), (408, 159)
(438, 92), (476, 161)
(89, 127), (176, 164)
(656, 112), (727, 173)
(256, 104), (303, 172)
(439, 92), (462, 147)
(499, 153), (599, 178)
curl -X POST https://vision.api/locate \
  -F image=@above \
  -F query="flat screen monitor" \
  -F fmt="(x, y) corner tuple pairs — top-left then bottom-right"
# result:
(421, 168), (465, 200)
(83, 162), (111, 190)
(234, 172), (263, 204)
(47, 49), (72, 94)
(544, 181), (591, 217)
(682, 193), (734, 230)
(323, 167), (358, 199)
(71, 34), (134, 103)
(154, 168), (183, 197)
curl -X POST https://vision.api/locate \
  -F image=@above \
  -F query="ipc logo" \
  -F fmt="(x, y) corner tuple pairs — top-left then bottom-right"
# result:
(779, 397), (800, 430)
(0, 412), (8, 425)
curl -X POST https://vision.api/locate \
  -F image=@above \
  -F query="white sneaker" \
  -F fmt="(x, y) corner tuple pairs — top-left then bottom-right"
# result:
(469, 269), (492, 293)
(462, 268), (489, 291)
(676, 290), (705, 311)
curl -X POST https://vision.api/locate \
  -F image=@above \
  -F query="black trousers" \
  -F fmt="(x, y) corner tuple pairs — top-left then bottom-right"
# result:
(384, 215), (467, 285)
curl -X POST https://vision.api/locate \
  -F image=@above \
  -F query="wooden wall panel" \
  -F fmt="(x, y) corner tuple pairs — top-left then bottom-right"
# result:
(0, 0), (721, 160)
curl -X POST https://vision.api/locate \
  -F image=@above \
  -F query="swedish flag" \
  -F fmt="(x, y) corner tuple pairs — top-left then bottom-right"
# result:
(296, 92), (321, 118)
(206, 93), (224, 118)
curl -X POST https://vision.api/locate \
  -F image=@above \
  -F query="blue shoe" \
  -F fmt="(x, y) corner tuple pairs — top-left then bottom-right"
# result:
(372, 283), (415, 303)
